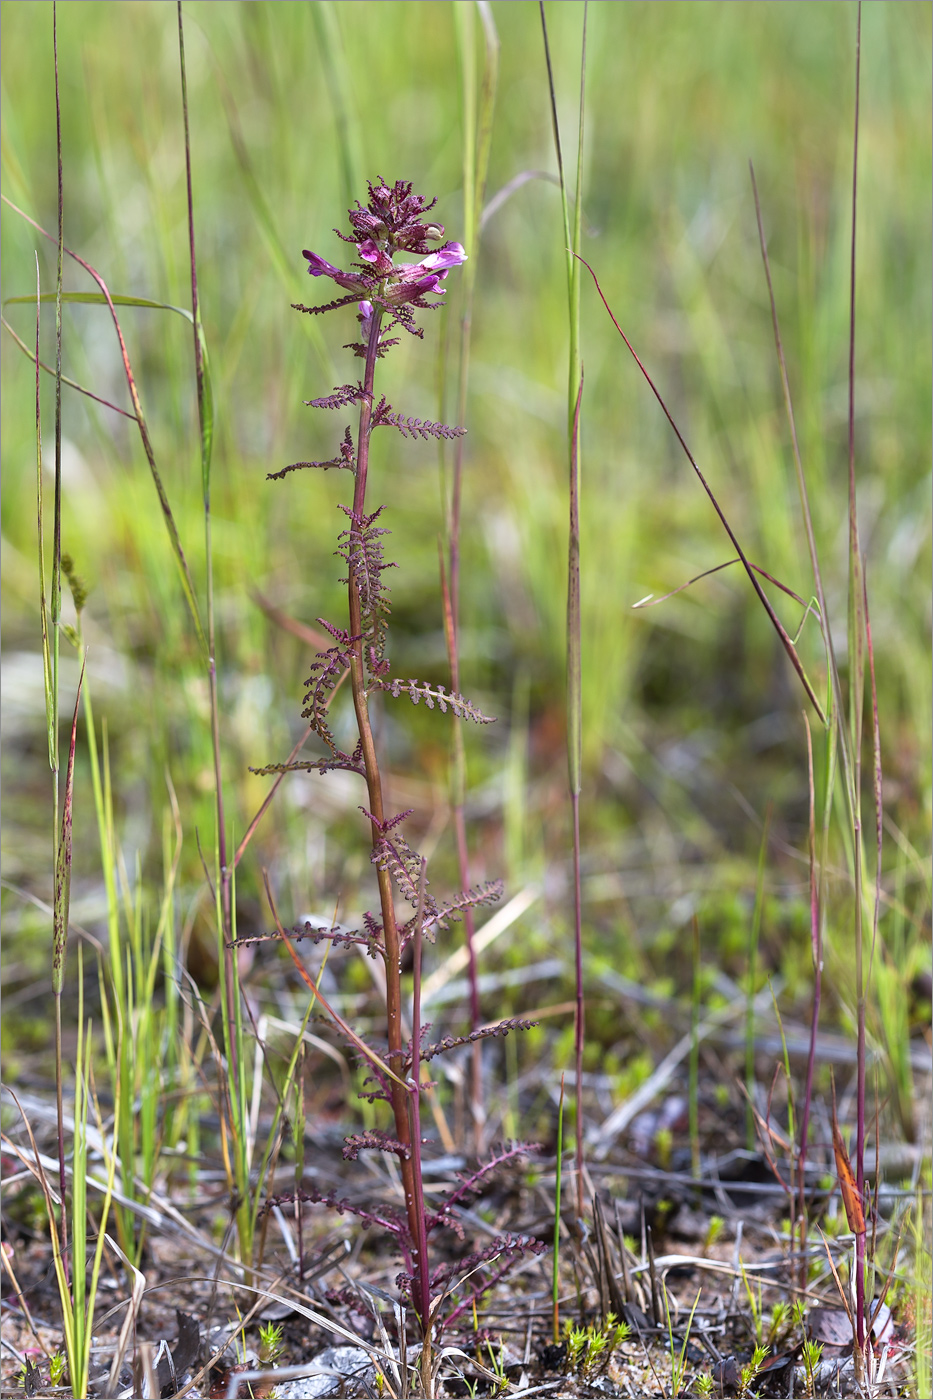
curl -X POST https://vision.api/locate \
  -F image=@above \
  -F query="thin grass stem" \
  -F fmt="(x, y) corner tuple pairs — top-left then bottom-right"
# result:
(689, 916), (701, 1180)
(540, 0), (589, 1223)
(573, 252), (827, 724)
(745, 806), (771, 1151)
(845, 4), (868, 1353)
(552, 1073), (565, 1344)
(447, 0), (499, 1141)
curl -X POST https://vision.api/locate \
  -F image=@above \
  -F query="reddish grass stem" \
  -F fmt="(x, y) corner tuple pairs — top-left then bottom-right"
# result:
(846, 3), (868, 1354)
(568, 372), (585, 1217)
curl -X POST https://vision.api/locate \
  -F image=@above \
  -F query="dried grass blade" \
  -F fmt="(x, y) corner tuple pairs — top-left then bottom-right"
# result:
(831, 1076), (865, 1238)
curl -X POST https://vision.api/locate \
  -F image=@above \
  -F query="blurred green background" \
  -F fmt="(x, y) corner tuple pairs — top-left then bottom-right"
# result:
(2, 2), (930, 1090)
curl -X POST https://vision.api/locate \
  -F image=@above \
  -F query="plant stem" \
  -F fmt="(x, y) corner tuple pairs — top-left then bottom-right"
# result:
(568, 372), (585, 1217)
(541, 0), (589, 1223)
(689, 916), (701, 1179)
(448, 0), (499, 1145)
(410, 860), (433, 1349)
(552, 1073), (565, 1344)
(745, 806), (771, 1151)
(845, 4), (867, 1353)
(346, 307), (429, 1328)
(51, 0), (67, 1279)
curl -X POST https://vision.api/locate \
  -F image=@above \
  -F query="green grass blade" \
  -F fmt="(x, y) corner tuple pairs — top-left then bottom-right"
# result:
(311, 2), (364, 212)
(52, 659), (83, 996)
(1, 199), (208, 657)
(32, 259), (54, 770)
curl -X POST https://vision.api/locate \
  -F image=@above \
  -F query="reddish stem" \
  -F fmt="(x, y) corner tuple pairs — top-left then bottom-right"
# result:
(345, 308), (428, 1329)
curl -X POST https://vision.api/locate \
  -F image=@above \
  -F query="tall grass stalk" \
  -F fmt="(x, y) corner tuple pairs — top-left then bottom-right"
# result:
(51, 668), (82, 1282)
(177, 0), (255, 1268)
(796, 715), (822, 1275)
(744, 807), (771, 1152)
(447, 0), (499, 1141)
(689, 916), (701, 1180)
(47, 0), (67, 1271)
(539, 0), (588, 1221)
(749, 154), (844, 1285)
(552, 1072), (565, 1344)
(843, 10), (873, 1352)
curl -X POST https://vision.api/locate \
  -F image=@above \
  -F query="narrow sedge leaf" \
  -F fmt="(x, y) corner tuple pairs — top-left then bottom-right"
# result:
(53, 657), (84, 994)
(6, 290), (199, 312)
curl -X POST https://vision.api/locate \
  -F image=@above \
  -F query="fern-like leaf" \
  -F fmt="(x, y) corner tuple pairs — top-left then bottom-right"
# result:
(372, 677), (494, 724)
(261, 1187), (408, 1241)
(304, 383), (369, 411)
(227, 918), (357, 951)
(412, 879), (503, 940)
(416, 1017), (538, 1069)
(249, 755), (363, 778)
(373, 831), (440, 920)
(426, 1142), (543, 1232)
(268, 428), (355, 479)
(337, 505), (395, 678)
(359, 805), (414, 835)
(301, 641), (353, 757)
(425, 1236), (546, 1318)
(395, 1230), (544, 1297)
(373, 397), (466, 441)
(342, 1130), (410, 1162)
(292, 293), (360, 316)
(344, 336), (400, 359)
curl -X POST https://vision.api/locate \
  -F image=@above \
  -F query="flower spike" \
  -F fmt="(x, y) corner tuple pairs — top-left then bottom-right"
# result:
(299, 180), (467, 351)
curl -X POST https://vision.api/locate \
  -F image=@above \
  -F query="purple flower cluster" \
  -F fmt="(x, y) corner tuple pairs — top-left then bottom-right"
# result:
(300, 179), (466, 343)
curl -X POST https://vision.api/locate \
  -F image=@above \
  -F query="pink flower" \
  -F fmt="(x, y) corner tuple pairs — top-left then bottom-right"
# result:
(421, 243), (467, 271)
(358, 239), (395, 275)
(302, 250), (368, 293)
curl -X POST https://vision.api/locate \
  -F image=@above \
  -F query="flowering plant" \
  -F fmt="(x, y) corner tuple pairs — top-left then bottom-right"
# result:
(253, 181), (542, 1347)
(297, 178), (467, 352)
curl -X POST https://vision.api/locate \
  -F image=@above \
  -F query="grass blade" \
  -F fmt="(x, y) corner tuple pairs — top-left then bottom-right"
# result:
(1, 198), (207, 658)
(574, 250), (827, 726)
(32, 261), (54, 770)
(447, 0), (501, 1140)
(541, 0), (589, 1217)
